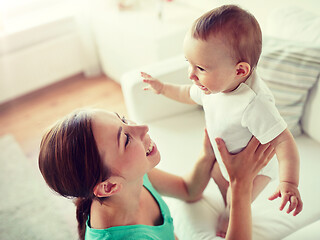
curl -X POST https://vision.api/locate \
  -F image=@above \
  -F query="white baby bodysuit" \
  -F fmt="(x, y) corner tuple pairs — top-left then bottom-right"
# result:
(190, 71), (287, 180)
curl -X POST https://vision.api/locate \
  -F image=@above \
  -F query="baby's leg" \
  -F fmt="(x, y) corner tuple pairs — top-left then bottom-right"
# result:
(216, 175), (271, 238)
(251, 175), (271, 202)
(211, 161), (229, 205)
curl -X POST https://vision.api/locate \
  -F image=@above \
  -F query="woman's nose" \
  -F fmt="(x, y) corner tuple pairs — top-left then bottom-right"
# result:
(132, 124), (149, 138)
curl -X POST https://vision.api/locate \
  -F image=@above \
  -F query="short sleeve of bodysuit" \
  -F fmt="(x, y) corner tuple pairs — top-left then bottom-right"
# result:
(189, 84), (204, 105)
(242, 94), (287, 144)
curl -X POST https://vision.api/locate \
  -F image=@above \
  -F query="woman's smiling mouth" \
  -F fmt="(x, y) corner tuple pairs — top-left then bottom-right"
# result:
(146, 140), (156, 156)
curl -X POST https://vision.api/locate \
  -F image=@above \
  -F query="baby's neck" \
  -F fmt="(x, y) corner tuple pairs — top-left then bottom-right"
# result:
(228, 70), (254, 93)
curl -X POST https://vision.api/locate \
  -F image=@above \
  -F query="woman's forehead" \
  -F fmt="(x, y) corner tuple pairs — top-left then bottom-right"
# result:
(92, 110), (117, 121)
(92, 111), (119, 131)
(91, 111), (120, 158)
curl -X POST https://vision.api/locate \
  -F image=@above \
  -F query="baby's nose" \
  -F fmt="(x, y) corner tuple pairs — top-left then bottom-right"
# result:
(189, 73), (198, 81)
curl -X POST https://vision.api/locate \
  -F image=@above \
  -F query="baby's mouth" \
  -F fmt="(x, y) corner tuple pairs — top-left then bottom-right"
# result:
(198, 84), (208, 91)
(193, 81), (208, 91)
(146, 140), (155, 156)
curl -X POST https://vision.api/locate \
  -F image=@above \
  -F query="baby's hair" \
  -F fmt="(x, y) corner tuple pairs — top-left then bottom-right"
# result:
(191, 5), (262, 68)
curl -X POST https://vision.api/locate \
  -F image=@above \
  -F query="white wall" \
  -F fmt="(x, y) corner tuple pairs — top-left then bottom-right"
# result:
(0, 2), (85, 104)
(0, 33), (83, 104)
(180, 0), (320, 33)
(224, 0), (320, 33)
(1, 0), (319, 104)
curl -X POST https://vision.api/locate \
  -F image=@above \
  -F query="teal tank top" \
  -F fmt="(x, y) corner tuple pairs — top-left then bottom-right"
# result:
(85, 174), (175, 240)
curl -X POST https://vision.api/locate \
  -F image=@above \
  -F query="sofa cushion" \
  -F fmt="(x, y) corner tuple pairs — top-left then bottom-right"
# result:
(165, 134), (320, 240)
(264, 6), (320, 142)
(257, 37), (320, 137)
(266, 7), (320, 45)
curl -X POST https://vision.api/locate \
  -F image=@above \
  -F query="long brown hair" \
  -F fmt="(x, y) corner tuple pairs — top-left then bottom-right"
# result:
(38, 109), (111, 240)
(191, 4), (262, 69)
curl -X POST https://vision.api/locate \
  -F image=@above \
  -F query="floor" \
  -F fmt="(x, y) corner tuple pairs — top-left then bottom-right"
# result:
(0, 74), (127, 166)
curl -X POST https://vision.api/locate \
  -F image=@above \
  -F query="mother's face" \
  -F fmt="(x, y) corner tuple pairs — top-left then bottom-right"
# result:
(91, 110), (160, 181)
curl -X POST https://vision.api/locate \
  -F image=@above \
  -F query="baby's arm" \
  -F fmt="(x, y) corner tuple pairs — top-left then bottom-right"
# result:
(141, 72), (196, 104)
(268, 128), (303, 216)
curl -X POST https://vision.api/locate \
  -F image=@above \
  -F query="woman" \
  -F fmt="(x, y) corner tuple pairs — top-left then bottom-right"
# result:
(39, 108), (274, 240)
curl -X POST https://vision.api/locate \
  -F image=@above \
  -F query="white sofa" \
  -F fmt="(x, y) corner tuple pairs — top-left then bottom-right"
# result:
(121, 7), (320, 240)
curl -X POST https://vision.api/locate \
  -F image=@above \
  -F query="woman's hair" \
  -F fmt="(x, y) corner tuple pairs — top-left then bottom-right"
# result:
(38, 109), (111, 240)
(191, 4), (262, 69)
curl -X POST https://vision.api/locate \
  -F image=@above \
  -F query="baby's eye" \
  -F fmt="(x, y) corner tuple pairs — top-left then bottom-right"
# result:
(197, 66), (205, 72)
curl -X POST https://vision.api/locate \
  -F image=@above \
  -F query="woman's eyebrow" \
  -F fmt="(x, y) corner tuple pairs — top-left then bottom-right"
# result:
(117, 126), (122, 148)
(114, 112), (121, 119)
(114, 112), (123, 148)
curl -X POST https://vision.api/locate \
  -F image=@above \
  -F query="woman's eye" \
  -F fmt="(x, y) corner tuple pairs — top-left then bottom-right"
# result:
(125, 133), (131, 147)
(121, 116), (128, 124)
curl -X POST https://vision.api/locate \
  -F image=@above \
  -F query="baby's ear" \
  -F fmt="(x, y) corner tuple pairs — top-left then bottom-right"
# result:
(236, 62), (251, 78)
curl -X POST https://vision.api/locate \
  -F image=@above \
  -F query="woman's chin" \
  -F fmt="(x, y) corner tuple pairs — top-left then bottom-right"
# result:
(153, 153), (161, 168)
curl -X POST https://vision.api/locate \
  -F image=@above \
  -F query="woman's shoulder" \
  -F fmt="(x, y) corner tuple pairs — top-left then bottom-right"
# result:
(85, 175), (175, 240)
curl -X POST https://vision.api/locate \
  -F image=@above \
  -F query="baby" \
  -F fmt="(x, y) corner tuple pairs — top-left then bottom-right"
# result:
(142, 5), (303, 238)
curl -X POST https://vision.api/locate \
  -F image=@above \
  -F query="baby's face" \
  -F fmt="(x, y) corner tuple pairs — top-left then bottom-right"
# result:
(183, 33), (239, 94)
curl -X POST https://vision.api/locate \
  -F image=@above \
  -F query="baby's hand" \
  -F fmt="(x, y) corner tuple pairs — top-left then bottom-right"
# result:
(141, 72), (164, 94)
(269, 182), (303, 216)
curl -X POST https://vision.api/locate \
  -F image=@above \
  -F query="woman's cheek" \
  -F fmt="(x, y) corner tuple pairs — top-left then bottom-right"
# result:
(128, 144), (146, 161)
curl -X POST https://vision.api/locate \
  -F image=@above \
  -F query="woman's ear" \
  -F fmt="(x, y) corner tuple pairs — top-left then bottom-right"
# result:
(235, 62), (251, 78)
(93, 179), (122, 198)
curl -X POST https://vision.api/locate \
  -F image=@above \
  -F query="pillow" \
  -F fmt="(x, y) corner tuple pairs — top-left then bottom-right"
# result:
(257, 37), (320, 137)
(266, 7), (320, 45)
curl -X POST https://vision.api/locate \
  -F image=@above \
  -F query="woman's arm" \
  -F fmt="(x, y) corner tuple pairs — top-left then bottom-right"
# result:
(148, 129), (215, 202)
(216, 137), (275, 240)
(227, 181), (253, 240)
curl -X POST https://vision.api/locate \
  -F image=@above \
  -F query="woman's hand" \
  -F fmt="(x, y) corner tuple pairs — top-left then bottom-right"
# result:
(216, 137), (275, 184)
(216, 137), (275, 240)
